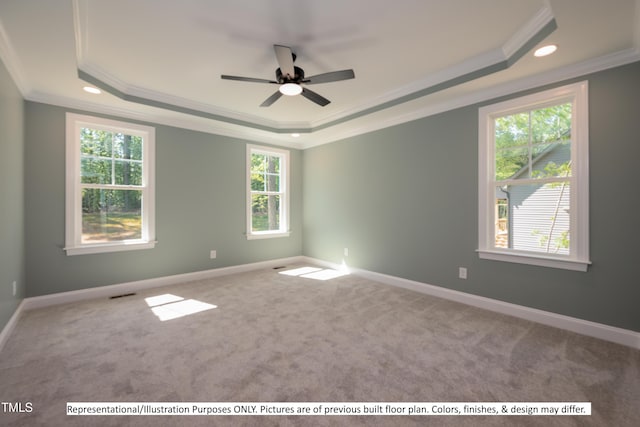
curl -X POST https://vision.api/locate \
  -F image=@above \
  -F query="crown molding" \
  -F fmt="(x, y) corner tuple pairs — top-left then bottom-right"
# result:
(72, 0), (87, 63)
(26, 45), (640, 152)
(310, 48), (508, 130)
(298, 46), (640, 149)
(502, 3), (555, 60)
(77, 63), (309, 131)
(22, 33), (640, 153)
(25, 89), (303, 148)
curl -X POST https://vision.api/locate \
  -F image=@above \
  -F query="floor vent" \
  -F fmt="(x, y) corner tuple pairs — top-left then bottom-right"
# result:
(109, 292), (137, 299)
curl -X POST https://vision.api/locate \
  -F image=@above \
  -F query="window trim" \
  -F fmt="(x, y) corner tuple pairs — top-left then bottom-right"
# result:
(478, 81), (590, 271)
(246, 144), (290, 240)
(65, 113), (156, 255)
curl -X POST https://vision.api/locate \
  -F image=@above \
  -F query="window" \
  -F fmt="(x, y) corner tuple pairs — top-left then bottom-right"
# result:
(246, 145), (290, 239)
(478, 82), (590, 271)
(65, 113), (155, 255)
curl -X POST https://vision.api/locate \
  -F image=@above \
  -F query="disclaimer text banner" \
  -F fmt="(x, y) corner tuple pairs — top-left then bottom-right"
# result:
(67, 402), (591, 417)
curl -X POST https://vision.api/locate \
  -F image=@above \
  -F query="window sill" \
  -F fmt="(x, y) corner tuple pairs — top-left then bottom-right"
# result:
(246, 231), (291, 240)
(65, 240), (157, 256)
(477, 249), (590, 272)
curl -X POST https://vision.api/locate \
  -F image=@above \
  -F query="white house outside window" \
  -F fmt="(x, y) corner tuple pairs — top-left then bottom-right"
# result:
(65, 113), (156, 255)
(478, 82), (590, 271)
(246, 145), (290, 239)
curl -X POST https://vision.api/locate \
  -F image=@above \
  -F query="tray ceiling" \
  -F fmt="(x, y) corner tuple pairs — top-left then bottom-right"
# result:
(1, 0), (638, 148)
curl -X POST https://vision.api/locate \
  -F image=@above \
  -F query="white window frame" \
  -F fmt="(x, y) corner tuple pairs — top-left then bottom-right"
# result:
(65, 113), (156, 255)
(246, 144), (290, 240)
(478, 81), (590, 271)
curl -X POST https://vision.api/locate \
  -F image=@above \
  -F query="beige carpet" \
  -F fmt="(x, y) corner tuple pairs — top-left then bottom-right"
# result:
(1, 264), (639, 426)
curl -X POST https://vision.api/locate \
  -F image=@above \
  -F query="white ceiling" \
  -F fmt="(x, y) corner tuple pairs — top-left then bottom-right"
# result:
(1, 0), (639, 149)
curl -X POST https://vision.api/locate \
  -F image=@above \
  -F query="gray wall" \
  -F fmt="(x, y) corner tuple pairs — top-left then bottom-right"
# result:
(25, 103), (303, 297)
(303, 61), (640, 332)
(0, 58), (25, 331)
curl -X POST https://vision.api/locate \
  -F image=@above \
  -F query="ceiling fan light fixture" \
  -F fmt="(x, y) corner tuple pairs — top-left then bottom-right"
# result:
(279, 83), (302, 96)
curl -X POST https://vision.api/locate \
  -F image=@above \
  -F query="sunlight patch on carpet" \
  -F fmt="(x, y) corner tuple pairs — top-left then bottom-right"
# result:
(279, 267), (323, 276)
(279, 266), (349, 281)
(145, 293), (217, 321)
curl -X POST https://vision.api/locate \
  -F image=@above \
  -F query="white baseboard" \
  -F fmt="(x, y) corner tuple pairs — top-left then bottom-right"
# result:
(303, 256), (640, 350)
(22, 256), (305, 311)
(0, 300), (25, 354)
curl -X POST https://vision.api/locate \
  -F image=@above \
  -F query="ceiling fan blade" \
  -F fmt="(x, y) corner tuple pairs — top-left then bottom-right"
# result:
(221, 75), (278, 84)
(260, 90), (283, 107)
(301, 87), (330, 107)
(274, 45), (295, 78)
(304, 69), (355, 84)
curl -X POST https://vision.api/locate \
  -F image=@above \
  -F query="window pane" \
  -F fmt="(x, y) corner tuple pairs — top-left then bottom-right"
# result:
(495, 102), (572, 182)
(251, 153), (266, 173)
(251, 172), (265, 191)
(113, 134), (143, 160)
(250, 153), (281, 191)
(495, 195), (509, 248)
(82, 189), (142, 242)
(130, 136), (143, 160)
(495, 146), (528, 180)
(251, 194), (280, 232)
(530, 141), (571, 179)
(80, 128), (112, 157)
(81, 158), (112, 184)
(494, 112), (529, 150)
(265, 173), (280, 192)
(266, 155), (280, 174)
(114, 160), (142, 185)
(497, 182), (570, 254)
(531, 103), (571, 144)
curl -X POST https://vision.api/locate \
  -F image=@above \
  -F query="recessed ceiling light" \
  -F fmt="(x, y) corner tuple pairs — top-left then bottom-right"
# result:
(279, 83), (303, 96)
(83, 86), (101, 94)
(534, 44), (557, 57)
(291, 133), (300, 138)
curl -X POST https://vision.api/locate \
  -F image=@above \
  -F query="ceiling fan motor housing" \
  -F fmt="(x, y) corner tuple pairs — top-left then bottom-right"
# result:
(276, 66), (305, 83)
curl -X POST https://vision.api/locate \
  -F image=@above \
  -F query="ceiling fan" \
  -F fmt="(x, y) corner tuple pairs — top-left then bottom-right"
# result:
(221, 44), (355, 107)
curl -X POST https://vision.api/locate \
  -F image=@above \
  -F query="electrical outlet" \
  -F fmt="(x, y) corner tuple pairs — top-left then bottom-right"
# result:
(344, 248), (349, 257)
(458, 267), (467, 279)
(12, 281), (17, 296)
(210, 250), (217, 259)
